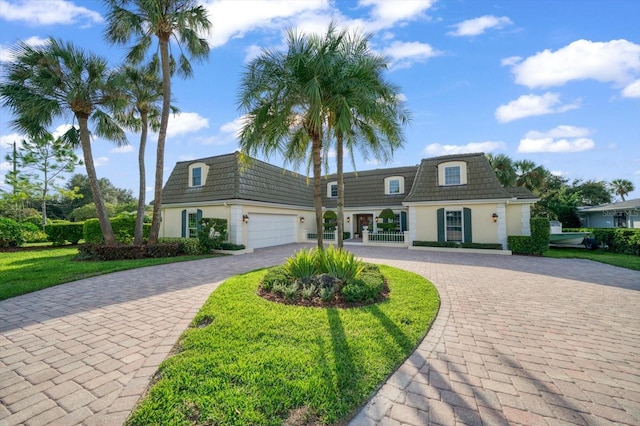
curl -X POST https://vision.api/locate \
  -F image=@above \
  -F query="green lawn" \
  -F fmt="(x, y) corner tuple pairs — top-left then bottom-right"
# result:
(127, 265), (439, 425)
(543, 247), (640, 271)
(0, 247), (219, 301)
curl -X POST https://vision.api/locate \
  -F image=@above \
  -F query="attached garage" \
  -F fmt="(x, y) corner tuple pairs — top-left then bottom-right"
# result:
(247, 214), (297, 249)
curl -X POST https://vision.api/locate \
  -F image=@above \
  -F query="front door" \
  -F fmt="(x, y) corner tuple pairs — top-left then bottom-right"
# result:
(355, 214), (373, 237)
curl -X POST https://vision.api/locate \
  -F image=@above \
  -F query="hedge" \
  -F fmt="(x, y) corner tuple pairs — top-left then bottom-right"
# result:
(412, 241), (503, 250)
(158, 237), (202, 255)
(0, 217), (24, 247)
(83, 217), (151, 244)
(413, 241), (459, 248)
(77, 243), (180, 261)
(46, 222), (84, 245)
(507, 217), (550, 255)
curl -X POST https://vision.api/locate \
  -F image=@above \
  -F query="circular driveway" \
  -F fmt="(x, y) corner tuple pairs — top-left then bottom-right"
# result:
(1, 245), (639, 425)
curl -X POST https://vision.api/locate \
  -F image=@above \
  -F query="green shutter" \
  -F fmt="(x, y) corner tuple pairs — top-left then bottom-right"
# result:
(463, 207), (472, 243)
(401, 211), (407, 232)
(197, 209), (203, 234)
(437, 208), (444, 242)
(181, 210), (187, 238)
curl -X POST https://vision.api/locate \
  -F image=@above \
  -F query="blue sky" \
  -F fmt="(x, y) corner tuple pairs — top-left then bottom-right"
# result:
(1, 0), (639, 201)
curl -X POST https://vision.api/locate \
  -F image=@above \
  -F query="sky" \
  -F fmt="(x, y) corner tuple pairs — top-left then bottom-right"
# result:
(1, 0), (639, 202)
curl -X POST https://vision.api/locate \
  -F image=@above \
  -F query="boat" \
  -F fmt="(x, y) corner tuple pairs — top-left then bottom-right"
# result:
(549, 221), (595, 247)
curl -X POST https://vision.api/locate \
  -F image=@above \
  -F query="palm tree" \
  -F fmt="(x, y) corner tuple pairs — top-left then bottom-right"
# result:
(514, 159), (548, 193)
(324, 29), (409, 247)
(238, 26), (346, 248)
(486, 153), (516, 187)
(0, 38), (127, 245)
(116, 63), (177, 244)
(610, 179), (635, 201)
(104, 0), (211, 244)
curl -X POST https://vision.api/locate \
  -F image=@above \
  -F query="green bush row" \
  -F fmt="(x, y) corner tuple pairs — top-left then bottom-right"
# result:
(413, 241), (460, 248)
(0, 217), (24, 247)
(45, 222), (84, 245)
(507, 217), (550, 255)
(592, 228), (640, 255)
(77, 243), (180, 260)
(83, 216), (150, 245)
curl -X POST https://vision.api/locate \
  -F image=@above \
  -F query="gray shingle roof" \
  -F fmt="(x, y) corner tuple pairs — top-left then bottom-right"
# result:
(504, 186), (539, 200)
(578, 198), (640, 212)
(162, 152), (314, 206)
(321, 166), (419, 208)
(404, 153), (517, 202)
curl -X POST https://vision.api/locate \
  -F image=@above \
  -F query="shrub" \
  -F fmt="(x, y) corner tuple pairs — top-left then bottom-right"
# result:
(343, 232), (351, 240)
(316, 246), (364, 283)
(219, 242), (245, 251)
(261, 266), (292, 291)
(460, 242), (503, 250)
(77, 243), (180, 261)
(301, 284), (317, 300)
(20, 222), (48, 243)
(413, 241), (459, 248)
(319, 286), (335, 302)
(199, 218), (228, 252)
(323, 210), (337, 230)
(84, 216), (151, 245)
(341, 266), (385, 302)
(46, 222), (84, 245)
(377, 208), (396, 232)
(286, 248), (319, 280)
(158, 237), (202, 255)
(23, 214), (50, 227)
(0, 217), (24, 247)
(508, 218), (549, 255)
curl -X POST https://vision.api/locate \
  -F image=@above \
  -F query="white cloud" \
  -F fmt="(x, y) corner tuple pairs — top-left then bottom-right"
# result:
(622, 79), (640, 98)
(423, 141), (506, 156)
(110, 145), (134, 154)
(495, 92), (580, 123)
(0, 0), (102, 26)
(243, 44), (264, 64)
(93, 156), (109, 167)
(198, 117), (244, 146)
(448, 15), (512, 37)
(51, 123), (73, 139)
(382, 41), (441, 69)
(359, 0), (435, 31)
(509, 39), (640, 90)
(0, 161), (12, 170)
(0, 36), (48, 62)
(501, 56), (521, 67)
(0, 132), (24, 149)
(550, 170), (566, 177)
(518, 125), (595, 153)
(166, 112), (209, 137)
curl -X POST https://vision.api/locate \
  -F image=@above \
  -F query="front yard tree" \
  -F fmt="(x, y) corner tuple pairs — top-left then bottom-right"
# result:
(104, 0), (212, 245)
(610, 179), (635, 201)
(9, 133), (82, 229)
(0, 38), (128, 245)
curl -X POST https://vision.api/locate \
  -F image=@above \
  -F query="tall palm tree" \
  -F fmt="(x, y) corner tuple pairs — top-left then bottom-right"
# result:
(610, 179), (635, 201)
(325, 29), (409, 247)
(238, 26), (348, 248)
(486, 153), (516, 187)
(514, 159), (548, 193)
(116, 63), (177, 244)
(104, 0), (211, 244)
(0, 38), (127, 245)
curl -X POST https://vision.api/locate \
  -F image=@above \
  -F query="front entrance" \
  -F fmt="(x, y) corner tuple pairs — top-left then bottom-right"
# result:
(354, 214), (374, 238)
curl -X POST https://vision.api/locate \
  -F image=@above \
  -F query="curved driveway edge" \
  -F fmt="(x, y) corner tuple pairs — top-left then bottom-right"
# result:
(0, 245), (639, 426)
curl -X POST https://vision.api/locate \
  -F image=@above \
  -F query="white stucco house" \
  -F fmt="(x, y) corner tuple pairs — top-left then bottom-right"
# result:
(159, 152), (539, 250)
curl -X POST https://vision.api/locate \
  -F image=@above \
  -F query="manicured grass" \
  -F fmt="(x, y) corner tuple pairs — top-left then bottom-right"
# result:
(543, 247), (640, 271)
(0, 247), (219, 301)
(127, 265), (439, 425)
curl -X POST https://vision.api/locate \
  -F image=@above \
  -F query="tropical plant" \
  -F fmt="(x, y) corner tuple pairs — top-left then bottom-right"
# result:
(0, 38), (128, 245)
(514, 159), (548, 192)
(116, 62), (175, 244)
(323, 27), (409, 247)
(486, 153), (516, 187)
(610, 178), (635, 201)
(104, 0), (212, 245)
(285, 248), (319, 280)
(238, 25), (342, 248)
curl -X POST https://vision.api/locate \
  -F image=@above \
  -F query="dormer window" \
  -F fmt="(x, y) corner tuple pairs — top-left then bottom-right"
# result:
(327, 181), (337, 198)
(444, 166), (460, 185)
(188, 162), (209, 187)
(438, 161), (467, 186)
(384, 176), (405, 195)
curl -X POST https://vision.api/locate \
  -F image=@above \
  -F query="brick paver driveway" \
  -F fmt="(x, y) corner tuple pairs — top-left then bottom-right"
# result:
(1, 245), (639, 425)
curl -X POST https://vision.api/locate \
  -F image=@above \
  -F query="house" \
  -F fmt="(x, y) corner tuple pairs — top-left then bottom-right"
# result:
(160, 152), (539, 250)
(578, 198), (640, 228)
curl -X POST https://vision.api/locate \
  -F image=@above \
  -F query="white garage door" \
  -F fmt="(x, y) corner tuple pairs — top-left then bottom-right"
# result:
(247, 214), (297, 249)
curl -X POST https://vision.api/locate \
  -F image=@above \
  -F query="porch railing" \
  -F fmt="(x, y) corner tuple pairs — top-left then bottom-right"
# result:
(363, 230), (409, 247)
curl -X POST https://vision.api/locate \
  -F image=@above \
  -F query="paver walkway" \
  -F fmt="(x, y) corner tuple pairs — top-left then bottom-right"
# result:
(0, 245), (639, 425)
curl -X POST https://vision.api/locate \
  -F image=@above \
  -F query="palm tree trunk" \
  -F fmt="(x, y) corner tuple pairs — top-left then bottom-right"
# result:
(149, 37), (172, 245)
(312, 137), (324, 249)
(336, 135), (344, 248)
(134, 112), (148, 245)
(77, 114), (116, 246)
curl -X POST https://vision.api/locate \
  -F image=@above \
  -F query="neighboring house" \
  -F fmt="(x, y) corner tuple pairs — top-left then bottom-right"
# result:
(578, 198), (640, 228)
(160, 152), (538, 249)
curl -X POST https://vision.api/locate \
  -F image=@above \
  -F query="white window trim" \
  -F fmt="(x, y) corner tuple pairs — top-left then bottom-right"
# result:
(327, 181), (338, 198)
(445, 208), (464, 242)
(384, 176), (405, 195)
(438, 161), (467, 186)
(188, 162), (209, 188)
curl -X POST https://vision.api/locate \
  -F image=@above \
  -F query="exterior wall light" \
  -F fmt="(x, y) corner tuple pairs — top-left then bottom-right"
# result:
(346, 216), (350, 223)
(243, 214), (249, 224)
(299, 216), (305, 223)
(492, 213), (498, 223)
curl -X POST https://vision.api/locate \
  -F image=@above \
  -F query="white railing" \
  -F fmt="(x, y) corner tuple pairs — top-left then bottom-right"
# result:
(363, 230), (409, 247)
(305, 231), (336, 242)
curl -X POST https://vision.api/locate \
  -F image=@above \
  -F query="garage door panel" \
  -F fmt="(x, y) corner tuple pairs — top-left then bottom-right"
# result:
(247, 214), (296, 249)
